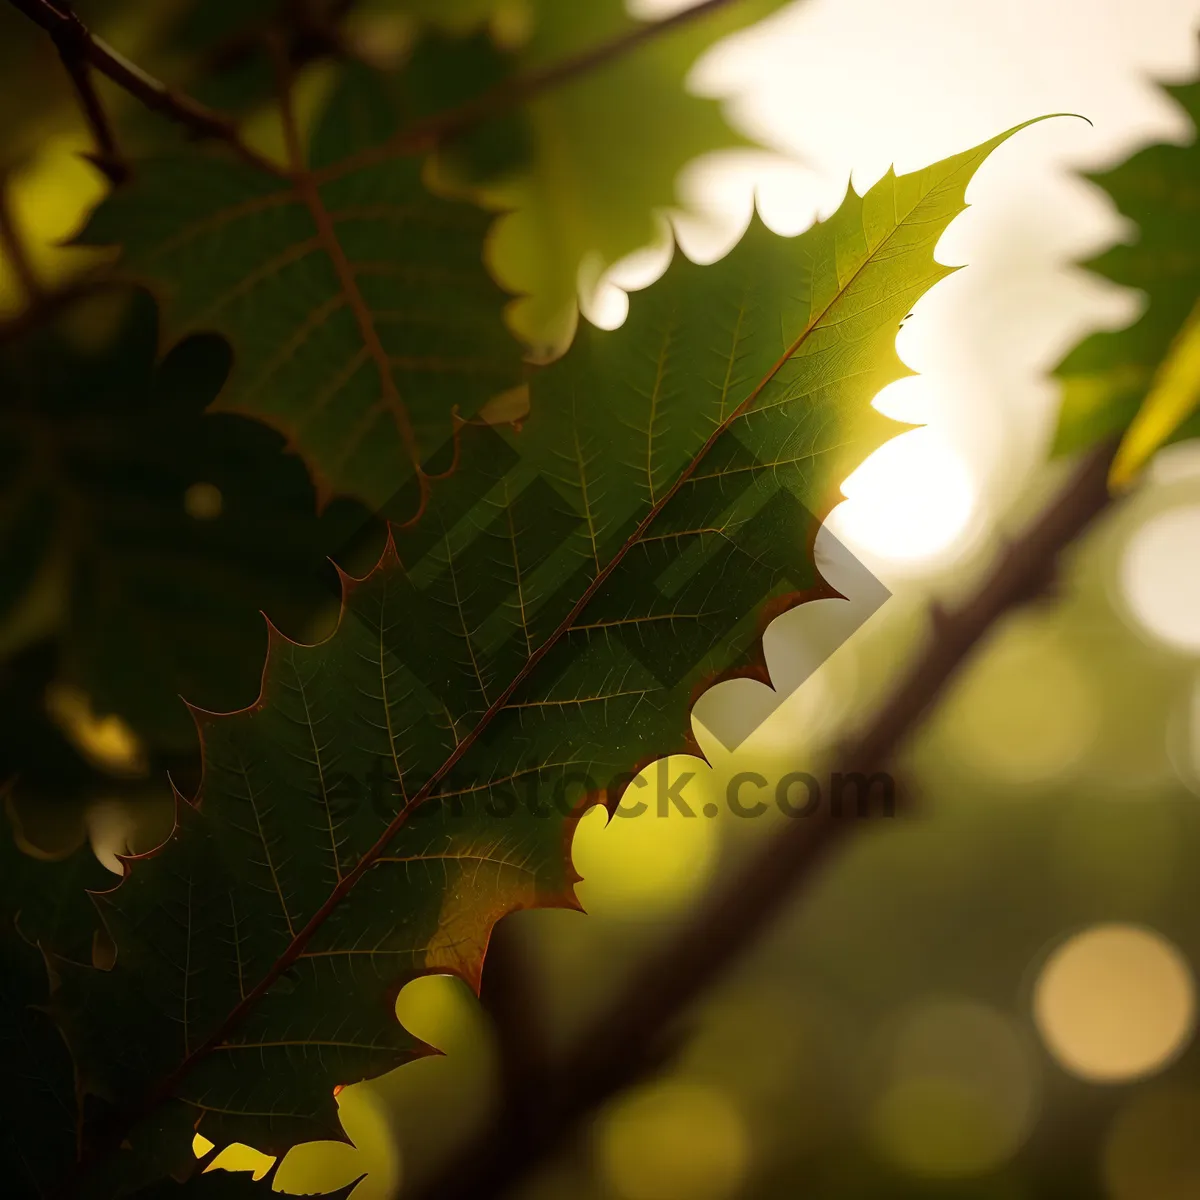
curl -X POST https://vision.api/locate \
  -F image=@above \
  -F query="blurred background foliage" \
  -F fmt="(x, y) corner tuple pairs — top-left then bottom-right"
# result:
(4, 1), (1200, 1199)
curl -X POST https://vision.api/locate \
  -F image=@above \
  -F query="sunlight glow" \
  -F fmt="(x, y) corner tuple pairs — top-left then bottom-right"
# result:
(829, 429), (978, 568)
(1120, 506), (1200, 654)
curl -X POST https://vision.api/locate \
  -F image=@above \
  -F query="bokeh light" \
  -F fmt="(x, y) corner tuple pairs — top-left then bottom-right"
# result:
(571, 759), (718, 918)
(183, 482), (224, 521)
(869, 999), (1039, 1178)
(942, 626), (1098, 785)
(1120, 506), (1200, 654)
(1033, 924), (1197, 1083)
(595, 1080), (749, 1200)
(44, 683), (147, 779)
(1103, 1085), (1200, 1200)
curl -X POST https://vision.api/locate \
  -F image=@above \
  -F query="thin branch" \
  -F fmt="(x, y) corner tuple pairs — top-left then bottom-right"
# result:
(8, 0), (750, 177)
(5, 0), (284, 176)
(408, 439), (1124, 1200)
(0, 175), (42, 305)
(352, 0), (751, 155)
(479, 915), (552, 1131)
(47, 1), (128, 184)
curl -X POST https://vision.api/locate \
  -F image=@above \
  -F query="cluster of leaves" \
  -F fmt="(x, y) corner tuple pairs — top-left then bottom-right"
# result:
(4, 0), (919, 1193)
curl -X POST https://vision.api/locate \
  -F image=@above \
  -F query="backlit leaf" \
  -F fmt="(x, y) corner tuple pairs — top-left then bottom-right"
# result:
(49, 128), (1027, 1190)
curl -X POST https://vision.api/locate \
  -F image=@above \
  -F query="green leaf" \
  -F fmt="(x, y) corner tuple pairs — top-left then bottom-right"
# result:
(51, 127), (1026, 1190)
(1054, 79), (1200, 476)
(0, 289), (379, 754)
(78, 71), (523, 514)
(477, 0), (790, 350)
(0, 816), (365, 1197)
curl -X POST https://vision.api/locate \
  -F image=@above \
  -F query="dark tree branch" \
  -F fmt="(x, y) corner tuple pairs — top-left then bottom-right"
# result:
(46, 1), (128, 184)
(408, 439), (1123, 1200)
(5, 0), (283, 176)
(479, 916), (552, 1130)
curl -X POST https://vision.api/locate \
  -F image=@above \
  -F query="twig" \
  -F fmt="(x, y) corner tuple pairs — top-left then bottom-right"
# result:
(5, 0), (283, 176)
(346, 0), (752, 156)
(46, 0), (128, 184)
(408, 439), (1123, 1200)
(478, 916), (552, 1132)
(8, 0), (751, 176)
(0, 174), (42, 305)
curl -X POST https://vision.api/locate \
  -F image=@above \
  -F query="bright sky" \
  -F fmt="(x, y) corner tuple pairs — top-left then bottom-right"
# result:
(610, 0), (1200, 574)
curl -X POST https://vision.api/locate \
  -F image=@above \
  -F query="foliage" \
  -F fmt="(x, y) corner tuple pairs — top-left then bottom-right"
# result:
(466, 0), (792, 349)
(0, 2), (1117, 1198)
(0, 28), (1027, 1178)
(1055, 79), (1200, 481)
(0, 289), (377, 752)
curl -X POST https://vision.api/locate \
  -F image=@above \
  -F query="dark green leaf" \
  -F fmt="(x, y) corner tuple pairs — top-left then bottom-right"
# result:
(54, 128), (1026, 1186)
(0, 289), (379, 753)
(78, 71), (524, 514)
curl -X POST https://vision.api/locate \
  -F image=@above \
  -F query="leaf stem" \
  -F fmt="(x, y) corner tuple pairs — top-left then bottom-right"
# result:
(407, 438), (1124, 1200)
(4, 0), (284, 176)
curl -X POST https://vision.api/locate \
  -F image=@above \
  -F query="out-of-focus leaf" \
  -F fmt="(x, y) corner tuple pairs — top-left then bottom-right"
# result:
(1054, 79), (1200, 476)
(145, 0), (794, 354)
(79, 69), (523, 513)
(0, 289), (379, 752)
(1108, 290), (1200, 485)
(52, 128), (1023, 1189)
(476, 0), (791, 350)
